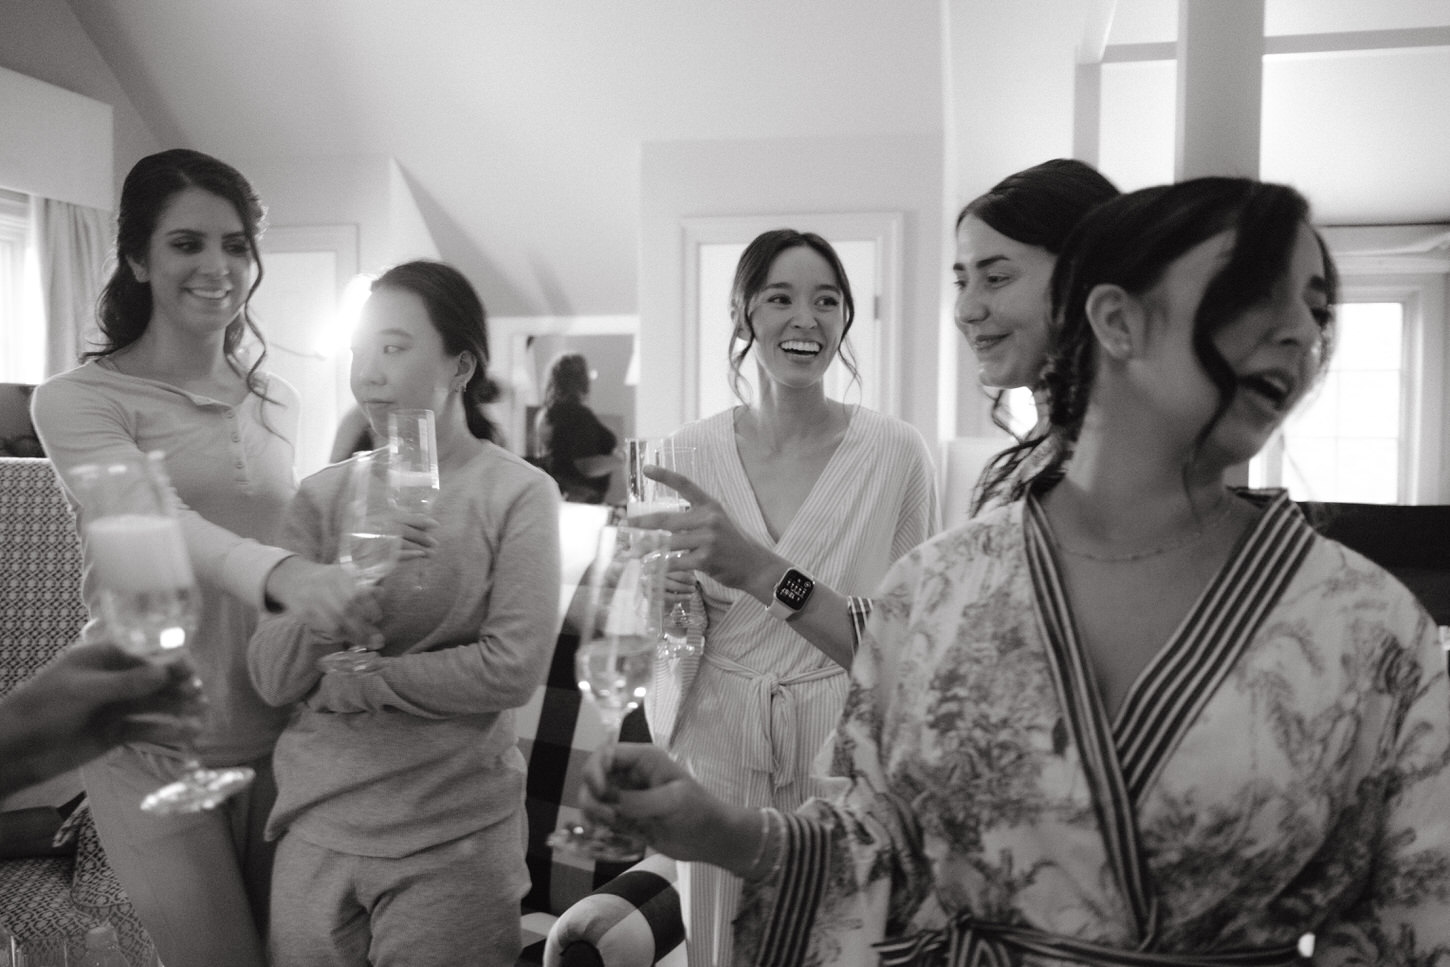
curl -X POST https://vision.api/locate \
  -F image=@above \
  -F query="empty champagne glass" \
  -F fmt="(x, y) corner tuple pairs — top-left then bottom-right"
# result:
(547, 525), (670, 861)
(70, 452), (254, 814)
(316, 452), (403, 674)
(388, 408), (440, 592)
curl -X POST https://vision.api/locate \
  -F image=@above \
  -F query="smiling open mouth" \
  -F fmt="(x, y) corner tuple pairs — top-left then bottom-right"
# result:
(972, 334), (1008, 353)
(1239, 372), (1293, 409)
(781, 340), (822, 358)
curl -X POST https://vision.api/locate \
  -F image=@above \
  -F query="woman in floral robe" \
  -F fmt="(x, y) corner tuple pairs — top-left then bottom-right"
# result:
(584, 178), (1450, 966)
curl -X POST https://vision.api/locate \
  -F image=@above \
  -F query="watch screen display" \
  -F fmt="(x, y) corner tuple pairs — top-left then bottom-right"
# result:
(775, 569), (813, 609)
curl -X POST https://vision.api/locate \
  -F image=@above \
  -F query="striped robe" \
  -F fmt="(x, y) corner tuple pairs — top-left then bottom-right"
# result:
(647, 405), (939, 967)
(737, 490), (1450, 967)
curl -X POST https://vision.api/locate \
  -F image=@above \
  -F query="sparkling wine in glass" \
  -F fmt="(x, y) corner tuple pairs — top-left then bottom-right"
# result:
(547, 525), (670, 861)
(70, 452), (255, 814)
(317, 452), (403, 675)
(388, 408), (440, 594)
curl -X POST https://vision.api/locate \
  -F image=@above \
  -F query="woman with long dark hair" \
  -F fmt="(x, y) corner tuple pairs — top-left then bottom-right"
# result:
(534, 351), (618, 503)
(32, 148), (371, 966)
(630, 228), (939, 966)
(250, 260), (558, 966)
(953, 158), (1119, 514)
(585, 179), (1450, 965)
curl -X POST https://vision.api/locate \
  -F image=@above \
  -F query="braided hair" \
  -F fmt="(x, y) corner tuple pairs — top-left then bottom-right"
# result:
(1032, 177), (1339, 494)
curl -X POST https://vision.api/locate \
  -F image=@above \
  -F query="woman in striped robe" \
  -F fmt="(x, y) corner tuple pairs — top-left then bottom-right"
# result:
(589, 180), (1450, 966)
(633, 228), (939, 967)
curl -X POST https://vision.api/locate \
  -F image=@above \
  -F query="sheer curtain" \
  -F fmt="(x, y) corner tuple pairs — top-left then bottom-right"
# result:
(37, 196), (110, 376)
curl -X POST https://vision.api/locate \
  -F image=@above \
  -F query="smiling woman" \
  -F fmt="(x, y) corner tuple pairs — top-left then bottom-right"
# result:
(622, 227), (939, 967)
(29, 148), (376, 967)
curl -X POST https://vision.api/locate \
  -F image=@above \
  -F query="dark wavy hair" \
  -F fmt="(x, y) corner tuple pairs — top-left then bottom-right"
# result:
(371, 260), (502, 443)
(962, 159), (1120, 514)
(727, 229), (858, 405)
(87, 148), (272, 403)
(1031, 176), (1338, 497)
(542, 352), (591, 408)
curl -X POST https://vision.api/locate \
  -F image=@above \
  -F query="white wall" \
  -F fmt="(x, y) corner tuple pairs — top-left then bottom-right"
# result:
(0, 0), (159, 202)
(0, 67), (111, 209)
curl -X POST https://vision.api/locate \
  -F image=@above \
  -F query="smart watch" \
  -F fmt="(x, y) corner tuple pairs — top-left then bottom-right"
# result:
(765, 567), (815, 621)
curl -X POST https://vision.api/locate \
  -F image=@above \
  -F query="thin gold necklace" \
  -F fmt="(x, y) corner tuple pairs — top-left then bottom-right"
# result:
(1043, 495), (1237, 564)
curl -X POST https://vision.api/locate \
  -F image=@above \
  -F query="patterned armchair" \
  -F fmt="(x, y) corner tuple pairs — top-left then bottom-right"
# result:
(0, 457), (157, 965)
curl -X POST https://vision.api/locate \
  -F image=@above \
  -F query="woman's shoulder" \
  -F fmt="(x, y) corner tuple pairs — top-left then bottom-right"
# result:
(32, 361), (124, 420)
(466, 442), (558, 493)
(36, 359), (112, 396)
(670, 410), (732, 447)
(848, 406), (934, 465)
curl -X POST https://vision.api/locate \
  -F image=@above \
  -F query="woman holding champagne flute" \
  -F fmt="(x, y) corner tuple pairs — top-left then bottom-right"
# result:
(632, 229), (939, 967)
(32, 148), (373, 967)
(588, 178), (1450, 966)
(248, 259), (560, 966)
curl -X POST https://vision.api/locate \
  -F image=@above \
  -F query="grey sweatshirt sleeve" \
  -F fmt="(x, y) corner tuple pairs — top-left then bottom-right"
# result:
(308, 474), (561, 718)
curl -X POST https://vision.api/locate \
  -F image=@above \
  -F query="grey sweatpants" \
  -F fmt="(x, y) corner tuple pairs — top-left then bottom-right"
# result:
(267, 808), (530, 967)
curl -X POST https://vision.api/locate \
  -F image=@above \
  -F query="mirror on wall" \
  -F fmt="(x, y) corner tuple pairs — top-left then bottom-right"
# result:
(490, 314), (637, 466)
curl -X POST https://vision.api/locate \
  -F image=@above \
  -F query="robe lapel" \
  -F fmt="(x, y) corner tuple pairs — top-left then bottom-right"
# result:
(1024, 495), (1160, 946)
(1112, 490), (1315, 803)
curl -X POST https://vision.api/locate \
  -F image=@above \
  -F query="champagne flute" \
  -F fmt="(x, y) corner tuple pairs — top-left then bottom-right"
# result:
(547, 525), (670, 861)
(388, 408), (440, 593)
(625, 439), (699, 658)
(70, 452), (255, 814)
(316, 452), (403, 675)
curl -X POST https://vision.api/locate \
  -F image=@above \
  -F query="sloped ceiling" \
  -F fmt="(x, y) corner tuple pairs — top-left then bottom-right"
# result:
(62, 0), (945, 316)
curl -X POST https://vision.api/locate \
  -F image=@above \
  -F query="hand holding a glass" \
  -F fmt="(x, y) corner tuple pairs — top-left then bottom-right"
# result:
(316, 452), (403, 675)
(69, 452), (252, 814)
(578, 741), (763, 876)
(547, 525), (671, 861)
(628, 464), (784, 605)
(625, 440), (698, 654)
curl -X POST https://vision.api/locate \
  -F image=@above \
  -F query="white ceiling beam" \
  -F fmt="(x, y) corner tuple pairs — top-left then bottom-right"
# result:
(1102, 25), (1450, 62)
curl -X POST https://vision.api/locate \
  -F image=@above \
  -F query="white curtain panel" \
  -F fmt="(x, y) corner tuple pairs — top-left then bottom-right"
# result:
(38, 196), (109, 376)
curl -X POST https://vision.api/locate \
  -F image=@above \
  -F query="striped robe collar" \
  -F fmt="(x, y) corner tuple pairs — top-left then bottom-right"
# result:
(1021, 487), (1316, 947)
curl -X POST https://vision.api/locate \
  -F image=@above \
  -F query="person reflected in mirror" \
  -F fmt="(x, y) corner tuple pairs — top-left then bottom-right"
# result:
(628, 228), (939, 967)
(953, 158), (1120, 516)
(249, 260), (559, 967)
(31, 148), (378, 967)
(534, 352), (619, 503)
(585, 178), (1450, 965)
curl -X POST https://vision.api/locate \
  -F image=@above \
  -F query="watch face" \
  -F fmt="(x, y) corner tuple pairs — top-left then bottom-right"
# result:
(775, 569), (814, 609)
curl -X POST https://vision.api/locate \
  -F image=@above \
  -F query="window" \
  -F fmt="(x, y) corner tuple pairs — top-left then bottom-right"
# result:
(1249, 225), (1449, 504)
(1250, 302), (1405, 502)
(0, 188), (45, 383)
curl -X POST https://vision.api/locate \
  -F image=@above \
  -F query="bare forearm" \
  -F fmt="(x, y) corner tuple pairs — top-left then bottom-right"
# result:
(737, 554), (856, 670)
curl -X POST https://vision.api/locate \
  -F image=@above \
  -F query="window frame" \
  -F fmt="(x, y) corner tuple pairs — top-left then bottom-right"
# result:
(1322, 225), (1450, 504)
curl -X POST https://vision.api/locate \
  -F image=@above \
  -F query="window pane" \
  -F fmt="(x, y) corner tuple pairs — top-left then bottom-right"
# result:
(1250, 301), (1405, 503)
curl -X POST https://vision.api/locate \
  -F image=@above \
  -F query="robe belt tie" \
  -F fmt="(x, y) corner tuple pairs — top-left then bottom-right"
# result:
(873, 915), (1304, 967)
(702, 652), (842, 789)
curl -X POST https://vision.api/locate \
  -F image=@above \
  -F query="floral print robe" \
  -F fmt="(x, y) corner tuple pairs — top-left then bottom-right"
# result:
(737, 491), (1450, 966)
